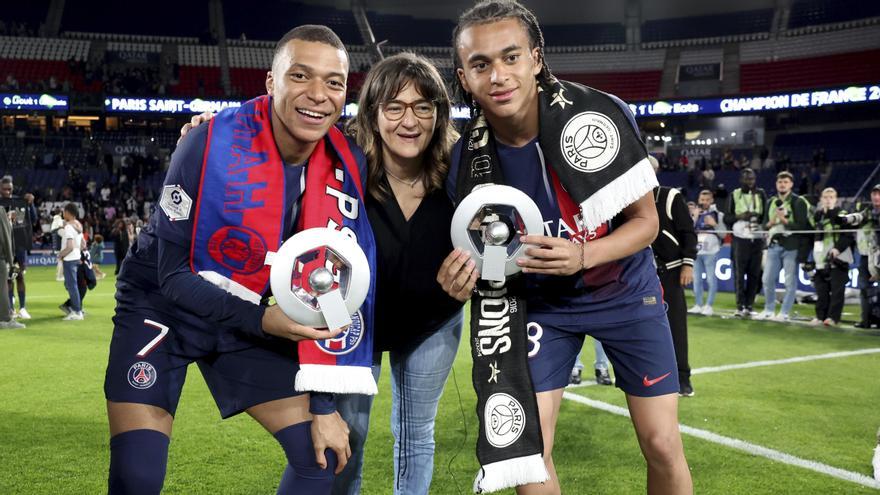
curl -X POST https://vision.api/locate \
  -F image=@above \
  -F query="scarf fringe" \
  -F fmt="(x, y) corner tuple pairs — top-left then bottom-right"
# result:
(473, 454), (549, 493)
(873, 444), (880, 481)
(577, 157), (658, 233)
(295, 364), (378, 395)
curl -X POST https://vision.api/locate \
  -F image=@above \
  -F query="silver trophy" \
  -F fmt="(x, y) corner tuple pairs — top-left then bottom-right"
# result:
(269, 227), (370, 330)
(450, 185), (544, 282)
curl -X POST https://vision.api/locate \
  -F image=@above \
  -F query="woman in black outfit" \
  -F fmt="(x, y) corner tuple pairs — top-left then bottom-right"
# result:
(332, 53), (464, 495)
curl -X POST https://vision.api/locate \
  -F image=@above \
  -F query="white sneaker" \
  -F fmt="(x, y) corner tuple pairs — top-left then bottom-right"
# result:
(62, 311), (84, 321)
(808, 318), (822, 326)
(687, 305), (702, 314)
(754, 310), (774, 320)
(700, 305), (714, 316)
(18, 308), (31, 320)
(0, 319), (25, 329)
(770, 313), (790, 322)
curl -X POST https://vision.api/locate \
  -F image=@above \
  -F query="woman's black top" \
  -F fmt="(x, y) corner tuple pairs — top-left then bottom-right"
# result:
(367, 179), (463, 352)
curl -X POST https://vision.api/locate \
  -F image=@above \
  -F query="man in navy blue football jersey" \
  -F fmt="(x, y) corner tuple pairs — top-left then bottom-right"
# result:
(103, 26), (363, 494)
(438, 2), (692, 494)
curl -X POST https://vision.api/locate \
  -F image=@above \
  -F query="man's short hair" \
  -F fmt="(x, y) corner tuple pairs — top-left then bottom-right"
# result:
(776, 171), (794, 182)
(273, 25), (347, 67)
(821, 187), (837, 196)
(0, 176), (12, 186)
(63, 203), (78, 217)
(740, 167), (755, 176)
(699, 189), (714, 198)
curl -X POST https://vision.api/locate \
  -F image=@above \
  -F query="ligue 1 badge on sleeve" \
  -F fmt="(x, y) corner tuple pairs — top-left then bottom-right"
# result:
(450, 185), (543, 282)
(269, 228), (370, 330)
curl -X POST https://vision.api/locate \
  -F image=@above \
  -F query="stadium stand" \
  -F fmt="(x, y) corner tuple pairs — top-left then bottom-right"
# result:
(772, 128), (880, 164)
(224, 1), (361, 45)
(60, 0), (209, 38)
(740, 48), (880, 93)
(641, 9), (774, 45)
(788, 0), (880, 29)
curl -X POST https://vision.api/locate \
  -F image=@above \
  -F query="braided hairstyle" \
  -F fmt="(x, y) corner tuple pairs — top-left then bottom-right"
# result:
(451, 0), (555, 110)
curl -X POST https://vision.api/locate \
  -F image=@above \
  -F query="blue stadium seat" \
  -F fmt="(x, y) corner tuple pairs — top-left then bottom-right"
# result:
(642, 9), (773, 42)
(788, 0), (880, 29)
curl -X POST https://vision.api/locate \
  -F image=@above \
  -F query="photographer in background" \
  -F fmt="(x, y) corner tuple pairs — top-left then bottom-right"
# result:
(689, 190), (723, 316)
(725, 168), (767, 317)
(756, 171), (812, 321)
(0, 177), (37, 320)
(837, 184), (880, 328)
(807, 188), (854, 326)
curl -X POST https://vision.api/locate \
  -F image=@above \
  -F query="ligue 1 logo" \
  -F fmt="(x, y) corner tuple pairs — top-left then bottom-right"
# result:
(560, 111), (620, 173)
(127, 361), (157, 390)
(483, 393), (525, 448)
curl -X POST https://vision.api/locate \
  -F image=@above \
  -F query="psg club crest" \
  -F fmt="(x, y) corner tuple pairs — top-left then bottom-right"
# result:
(269, 228), (370, 329)
(208, 225), (268, 275)
(560, 111), (620, 173)
(450, 185), (544, 282)
(483, 393), (526, 448)
(316, 310), (364, 355)
(127, 361), (157, 390)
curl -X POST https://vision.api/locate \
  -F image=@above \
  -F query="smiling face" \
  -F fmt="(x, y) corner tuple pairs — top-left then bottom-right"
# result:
(266, 39), (348, 160)
(456, 18), (542, 126)
(377, 83), (437, 168)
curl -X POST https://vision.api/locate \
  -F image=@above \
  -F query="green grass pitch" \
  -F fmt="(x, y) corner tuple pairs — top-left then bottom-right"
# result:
(1, 266), (878, 493)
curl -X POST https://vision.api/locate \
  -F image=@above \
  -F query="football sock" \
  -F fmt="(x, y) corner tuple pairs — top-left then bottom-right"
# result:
(108, 429), (169, 495)
(274, 421), (337, 494)
(17, 289), (24, 309)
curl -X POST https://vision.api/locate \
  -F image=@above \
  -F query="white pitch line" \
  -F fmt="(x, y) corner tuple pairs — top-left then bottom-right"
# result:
(562, 392), (880, 490)
(691, 348), (880, 375)
(566, 348), (880, 389)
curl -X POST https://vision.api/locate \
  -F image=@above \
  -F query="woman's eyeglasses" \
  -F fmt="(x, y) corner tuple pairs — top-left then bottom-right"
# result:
(381, 100), (436, 121)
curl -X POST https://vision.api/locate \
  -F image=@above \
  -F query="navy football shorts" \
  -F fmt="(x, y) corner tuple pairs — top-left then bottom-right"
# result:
(104, 288), (305, 418)
(526, 313), (679, 397)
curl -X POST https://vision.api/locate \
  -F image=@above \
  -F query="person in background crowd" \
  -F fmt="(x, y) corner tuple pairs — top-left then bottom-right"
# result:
(0, 177), (38, 320)
(59, 203), (84, 321)
(59, 249), (97, 316)
(51, 208), (66, 281)
(109, 219), (129, 275)
(89, 234), (106, 279)
(689, 190), (723, 316)
(0, 205), (24, 329)
(725, 168), (767, 317)
(756, 171), (812, 322)
(808, 188), (853, 327)
(838, 184), (880, 328)
(652, 181), (697, 397)
(570, 339), (613, 386)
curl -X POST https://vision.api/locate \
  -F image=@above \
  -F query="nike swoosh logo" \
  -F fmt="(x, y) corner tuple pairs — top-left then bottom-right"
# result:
(642, 372), (672, 387)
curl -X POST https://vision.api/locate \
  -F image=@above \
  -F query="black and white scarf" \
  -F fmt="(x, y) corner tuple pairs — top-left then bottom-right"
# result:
(457, 78), (656, 493)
